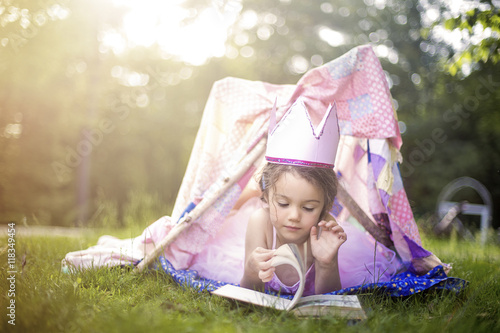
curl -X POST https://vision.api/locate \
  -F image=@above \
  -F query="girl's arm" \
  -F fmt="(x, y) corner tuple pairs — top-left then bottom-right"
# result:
(240, 208), (275, 291)
(310, 218), (346, 294)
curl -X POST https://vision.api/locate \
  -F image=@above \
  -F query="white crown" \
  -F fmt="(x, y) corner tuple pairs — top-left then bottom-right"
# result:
(265, 97), (340, 169)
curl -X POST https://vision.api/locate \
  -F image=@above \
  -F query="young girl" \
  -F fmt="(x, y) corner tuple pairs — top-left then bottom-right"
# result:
(189, 98), (399, 292)
(240, 163), (346, 296)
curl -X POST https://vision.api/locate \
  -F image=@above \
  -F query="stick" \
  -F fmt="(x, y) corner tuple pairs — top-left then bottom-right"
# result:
(134, 137), (267, 273)
(336, 183), (394, 249)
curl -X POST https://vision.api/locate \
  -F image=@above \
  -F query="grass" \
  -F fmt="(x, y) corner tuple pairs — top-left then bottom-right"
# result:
(1, 228), (499, 333)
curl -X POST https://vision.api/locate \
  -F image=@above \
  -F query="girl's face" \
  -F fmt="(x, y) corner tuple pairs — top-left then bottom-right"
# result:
(268, 171), (324, 245)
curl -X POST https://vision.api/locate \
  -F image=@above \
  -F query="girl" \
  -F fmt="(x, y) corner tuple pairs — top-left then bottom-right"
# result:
(240, 163), (347, 296)
(196, 98), (399, 291)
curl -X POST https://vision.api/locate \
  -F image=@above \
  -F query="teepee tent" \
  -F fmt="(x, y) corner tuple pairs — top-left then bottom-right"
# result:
(63, 45), (466, 296)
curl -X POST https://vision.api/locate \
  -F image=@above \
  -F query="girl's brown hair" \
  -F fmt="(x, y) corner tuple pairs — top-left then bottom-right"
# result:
(258, 163), (338, 220)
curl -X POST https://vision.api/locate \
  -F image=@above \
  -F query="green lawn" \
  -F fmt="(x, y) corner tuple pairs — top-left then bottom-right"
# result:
(1, 228), (499, 333)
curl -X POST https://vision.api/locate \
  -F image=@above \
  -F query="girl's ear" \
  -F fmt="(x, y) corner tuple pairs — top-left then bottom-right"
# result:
(320, 209), (330, 222)
(260, 191), (270, 207)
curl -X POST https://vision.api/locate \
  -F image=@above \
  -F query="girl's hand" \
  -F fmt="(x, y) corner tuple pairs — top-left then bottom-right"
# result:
(310, 219), (346, 268)
(247, 247), (276, 283)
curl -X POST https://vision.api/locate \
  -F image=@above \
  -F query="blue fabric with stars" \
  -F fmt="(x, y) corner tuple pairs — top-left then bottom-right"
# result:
(156, 256), (468, 298)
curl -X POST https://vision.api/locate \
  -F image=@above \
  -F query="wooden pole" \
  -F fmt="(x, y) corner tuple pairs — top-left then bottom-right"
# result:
(336, 183), (394, 249)
(134, 137), (267, 273)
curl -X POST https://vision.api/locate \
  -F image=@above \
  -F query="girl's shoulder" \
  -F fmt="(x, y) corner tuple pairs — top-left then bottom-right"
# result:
(249, 206), (270, 224)
(247, 207), (273, 249)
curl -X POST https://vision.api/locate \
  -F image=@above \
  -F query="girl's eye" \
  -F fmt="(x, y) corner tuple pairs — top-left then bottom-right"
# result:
(277, 202), (288, 207)
(304, 207), (314, 212)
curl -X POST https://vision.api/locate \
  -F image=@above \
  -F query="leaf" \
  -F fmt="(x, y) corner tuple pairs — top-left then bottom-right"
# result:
(493, 53), (500, 64)
(459, 20), (472, 33)
(449, 63), (458, 76)
(466, 9), (477, 18)
(490, 14), (500, 29)
(444, 18), (457, 30)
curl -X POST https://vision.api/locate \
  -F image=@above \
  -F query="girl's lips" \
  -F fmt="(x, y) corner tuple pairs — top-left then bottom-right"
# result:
(285, 226), (301, 231)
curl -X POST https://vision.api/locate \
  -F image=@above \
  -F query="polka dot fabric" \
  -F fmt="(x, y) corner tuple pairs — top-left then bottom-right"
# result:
(390, 189), (421, 245)
(318, 46), (401, 148)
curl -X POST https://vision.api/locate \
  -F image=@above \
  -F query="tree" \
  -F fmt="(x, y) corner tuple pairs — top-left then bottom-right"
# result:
(423, 0), (500, 76)
(1, 0), (498, 230)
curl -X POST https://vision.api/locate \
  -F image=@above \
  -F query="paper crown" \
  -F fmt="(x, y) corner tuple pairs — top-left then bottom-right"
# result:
(265, 97), (340, 169)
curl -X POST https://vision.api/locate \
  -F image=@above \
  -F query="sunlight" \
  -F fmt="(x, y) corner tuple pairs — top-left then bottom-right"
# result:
(318, 26), (345, 47)
(105, 0), (242, 66)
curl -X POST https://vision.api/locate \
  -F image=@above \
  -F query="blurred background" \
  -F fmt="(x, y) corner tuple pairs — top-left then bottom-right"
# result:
(1, 0), (499, 233)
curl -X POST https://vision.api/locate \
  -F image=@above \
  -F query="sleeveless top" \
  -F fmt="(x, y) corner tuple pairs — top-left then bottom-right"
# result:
(265, 227), (316, 296)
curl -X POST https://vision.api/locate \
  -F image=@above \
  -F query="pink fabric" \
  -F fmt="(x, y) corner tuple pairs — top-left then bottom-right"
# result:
(63, 45), (425, 280)
(266, 264), (316, 297)
(188, 197), (259, 284)
(338, 222), (401, 288)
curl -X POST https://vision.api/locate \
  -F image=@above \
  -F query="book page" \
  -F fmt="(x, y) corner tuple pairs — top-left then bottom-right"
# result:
(211, 284), (290, 311)
(293, 294), (367, 319)
(212, 243), (366, 319)
(296, 294), (362, 308)
(212, 244), (305, 312)
(270, 243), (305, 311)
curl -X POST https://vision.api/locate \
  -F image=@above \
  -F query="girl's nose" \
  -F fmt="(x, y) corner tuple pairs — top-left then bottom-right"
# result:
(289, 206), (300, 221)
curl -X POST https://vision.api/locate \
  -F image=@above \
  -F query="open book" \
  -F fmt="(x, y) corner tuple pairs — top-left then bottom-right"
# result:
(212, 244), (366, 319)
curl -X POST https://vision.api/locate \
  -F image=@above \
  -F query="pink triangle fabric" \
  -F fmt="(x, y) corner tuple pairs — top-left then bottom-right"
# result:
(63, 45), (429, 286)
